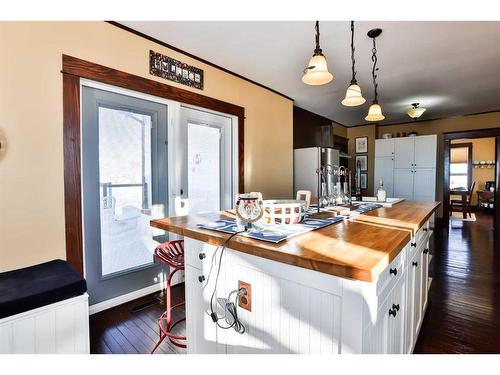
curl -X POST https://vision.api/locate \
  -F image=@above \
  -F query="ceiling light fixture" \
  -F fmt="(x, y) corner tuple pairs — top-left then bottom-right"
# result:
(365, 28), (385, 122)
(407, 103), (426, 120)
(302, 21), (333, 86)
(342, 21), (365, 107)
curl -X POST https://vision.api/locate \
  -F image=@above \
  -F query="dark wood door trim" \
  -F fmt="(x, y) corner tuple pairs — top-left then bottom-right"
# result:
(62, 54), (245, 274)
(443, 128), (500, 231)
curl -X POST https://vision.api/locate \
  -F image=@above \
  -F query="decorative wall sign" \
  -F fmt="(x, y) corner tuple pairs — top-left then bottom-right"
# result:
(149, 50), (204, 90)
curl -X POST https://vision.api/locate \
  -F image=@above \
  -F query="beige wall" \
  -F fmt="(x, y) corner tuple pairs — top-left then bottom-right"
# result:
(332, 122), (347, 138)
(347, 125), (376, 196)
(0, 22), (293, 272)
(452, 137), (496, 205)
(376, 111), (500, 214)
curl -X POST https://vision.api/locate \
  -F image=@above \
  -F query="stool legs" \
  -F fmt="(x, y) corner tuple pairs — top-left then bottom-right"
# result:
(151, 268), (186, 354)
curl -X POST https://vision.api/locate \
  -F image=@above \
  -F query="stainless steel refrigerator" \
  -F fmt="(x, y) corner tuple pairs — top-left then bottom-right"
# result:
(293, 147), (340, 199)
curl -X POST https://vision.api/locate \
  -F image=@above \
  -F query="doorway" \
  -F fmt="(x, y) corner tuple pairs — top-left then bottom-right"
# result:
(443, 129), (500, 232)
(81, 83), (237, 308)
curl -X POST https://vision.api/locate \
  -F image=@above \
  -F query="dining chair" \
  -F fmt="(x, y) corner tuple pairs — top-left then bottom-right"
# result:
(450, 181), (476, 218)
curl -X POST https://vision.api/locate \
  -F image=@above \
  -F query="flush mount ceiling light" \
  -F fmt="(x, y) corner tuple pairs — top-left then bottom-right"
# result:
(302, 21), (333, 86)
(407, 103), (427, 119)
(365, 28), (385, 122)
(342, 21), (366, 107)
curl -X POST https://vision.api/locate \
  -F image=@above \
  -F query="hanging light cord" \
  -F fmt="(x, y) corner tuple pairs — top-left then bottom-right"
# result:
(314, 20), (322, 54)
(371, 37), (379, 103)
(350, 21), (357, 84)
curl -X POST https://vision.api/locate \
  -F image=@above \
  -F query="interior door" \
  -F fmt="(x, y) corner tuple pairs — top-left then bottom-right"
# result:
(414, 135), (437, 169)
(374, 157), (394, 197)
(413, 169), (436, 201)
(82, 86), (168, 305)
(394, 137), (415, 169)
(394, 169), (414, 200)
(177, 106), (234, 215)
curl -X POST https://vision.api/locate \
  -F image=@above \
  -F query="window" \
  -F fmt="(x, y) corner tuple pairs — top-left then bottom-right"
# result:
(450, 144), (472, 190)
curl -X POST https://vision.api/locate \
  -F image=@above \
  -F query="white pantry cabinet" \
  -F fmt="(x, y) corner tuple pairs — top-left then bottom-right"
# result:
(374, 135), (437, 201)
(183, 221), (433, 354)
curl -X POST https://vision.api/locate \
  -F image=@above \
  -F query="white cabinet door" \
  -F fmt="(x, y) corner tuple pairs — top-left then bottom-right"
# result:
(413, 169), (436, 202)
(374, 157), (394, 197)
(394, 137), (415, 169)
(404, 258), (415, 354)
(393, 169), (414, 200)
(375, 139), (395, 158)
(185, 264), (218, 354)
(411, 250), (423, 343)
(421, 242), (429, 313)
(387, 277), (406, 354)
(414, 135), (437, 169)
(363, 297), (389, 354)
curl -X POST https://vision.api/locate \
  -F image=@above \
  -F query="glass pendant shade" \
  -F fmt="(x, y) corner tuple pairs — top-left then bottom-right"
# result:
(302, 54), (333, 85)
(407, 106), (426, 119)
(341, 83), (366, 106)
(365, 102), (385, 122)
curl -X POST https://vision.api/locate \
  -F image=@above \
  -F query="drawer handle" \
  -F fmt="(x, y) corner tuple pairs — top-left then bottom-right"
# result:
(411, 242), (417, 248)
(423, 248), (429, 254)
(389, 309), (397, 317)
(198, 275), (206, 283)
(392, 303), (400, 312)
(199, 253), (206, 260)
(423, 228), (428, 232)
(389, 268), (397, 276)
(412, 261), (418, 268)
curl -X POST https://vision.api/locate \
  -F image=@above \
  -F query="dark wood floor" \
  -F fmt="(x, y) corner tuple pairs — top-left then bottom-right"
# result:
(90, 284), (186, 354)
(415, 212), (500, 353)
(90, 212), (499, 354)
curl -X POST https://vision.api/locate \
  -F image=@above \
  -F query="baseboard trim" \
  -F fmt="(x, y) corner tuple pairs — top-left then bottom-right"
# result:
(89, 283), (163, 315)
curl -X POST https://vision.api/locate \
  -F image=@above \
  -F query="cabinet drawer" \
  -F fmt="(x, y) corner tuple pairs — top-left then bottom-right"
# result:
(184, 238), (218, 270)
(376, 245), (406, 297)
(411, 219), (430, 254)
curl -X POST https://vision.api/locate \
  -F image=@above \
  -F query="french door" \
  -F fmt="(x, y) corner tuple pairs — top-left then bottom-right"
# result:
(81, 85), (236, 306)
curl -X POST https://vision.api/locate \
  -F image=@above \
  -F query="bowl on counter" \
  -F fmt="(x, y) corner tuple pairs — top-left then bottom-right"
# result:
(262, 200), (306, 225)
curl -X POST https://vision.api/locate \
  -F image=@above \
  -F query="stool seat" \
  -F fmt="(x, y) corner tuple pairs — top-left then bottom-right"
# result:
(151, 240), (186, 353)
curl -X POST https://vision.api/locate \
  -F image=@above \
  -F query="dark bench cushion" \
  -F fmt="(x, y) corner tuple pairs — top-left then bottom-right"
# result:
(0, 259), (87, 319)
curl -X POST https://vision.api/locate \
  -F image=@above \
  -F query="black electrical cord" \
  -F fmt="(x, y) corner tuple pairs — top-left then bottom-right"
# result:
(208, 230), (247, 334)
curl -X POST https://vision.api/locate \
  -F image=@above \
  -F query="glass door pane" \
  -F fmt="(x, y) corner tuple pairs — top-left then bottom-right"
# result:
(187, 123), (221, 213)
(98, 107), (155, 277)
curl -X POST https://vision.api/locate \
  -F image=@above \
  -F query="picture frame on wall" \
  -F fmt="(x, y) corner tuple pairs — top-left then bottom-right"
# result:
(355, 155), (368, 171)
(360, 173), (368, 190)
(355, 136), (368, 153)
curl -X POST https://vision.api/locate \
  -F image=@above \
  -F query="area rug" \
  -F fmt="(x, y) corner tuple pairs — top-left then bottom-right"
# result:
(450, 212), (477, 222)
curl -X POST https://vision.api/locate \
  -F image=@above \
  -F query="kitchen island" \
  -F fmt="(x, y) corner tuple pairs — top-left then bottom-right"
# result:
(151, 201), (440, 354)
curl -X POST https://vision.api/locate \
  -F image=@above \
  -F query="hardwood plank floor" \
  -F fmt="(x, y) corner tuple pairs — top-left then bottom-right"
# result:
(90, 212), (499, 354)
(90, 284), (186, 354)
(414, 212), (500, 353)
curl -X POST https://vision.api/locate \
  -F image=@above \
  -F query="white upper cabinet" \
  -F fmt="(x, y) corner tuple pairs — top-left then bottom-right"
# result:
(394, 137), (415, 169)
(375, 139), (395, 158)
(414, 135), (438, 169)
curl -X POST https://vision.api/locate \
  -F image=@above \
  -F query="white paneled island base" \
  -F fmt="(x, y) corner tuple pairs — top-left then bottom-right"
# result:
(184, 224), (432, 354)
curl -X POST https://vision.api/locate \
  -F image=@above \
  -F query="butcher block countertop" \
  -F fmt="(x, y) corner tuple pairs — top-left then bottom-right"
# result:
(352, 201), (441, 235)
(151, 202), (438, 282)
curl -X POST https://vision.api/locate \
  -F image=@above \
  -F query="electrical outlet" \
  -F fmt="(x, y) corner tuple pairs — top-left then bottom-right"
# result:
(238, 280), (251, 311)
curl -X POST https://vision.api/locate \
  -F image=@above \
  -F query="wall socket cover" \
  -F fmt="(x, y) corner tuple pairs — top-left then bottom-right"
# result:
(238, 280), (252, 312)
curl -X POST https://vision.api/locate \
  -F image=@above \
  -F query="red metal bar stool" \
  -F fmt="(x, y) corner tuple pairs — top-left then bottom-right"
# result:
(151, 240), (186, 353)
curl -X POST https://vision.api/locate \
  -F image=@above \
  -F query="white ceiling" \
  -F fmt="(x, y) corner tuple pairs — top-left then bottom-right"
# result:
(121, 21), (500, 126)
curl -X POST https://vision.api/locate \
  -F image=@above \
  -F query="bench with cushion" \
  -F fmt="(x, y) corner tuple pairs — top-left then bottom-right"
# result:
(0, 259), (89, 353)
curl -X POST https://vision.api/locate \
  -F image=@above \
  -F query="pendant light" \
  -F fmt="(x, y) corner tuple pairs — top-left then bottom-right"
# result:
(302, 21), (333, 86)
(407, 103), (426, 120)
(365, 28), (385, 122)
(341, 21), (366, 106)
